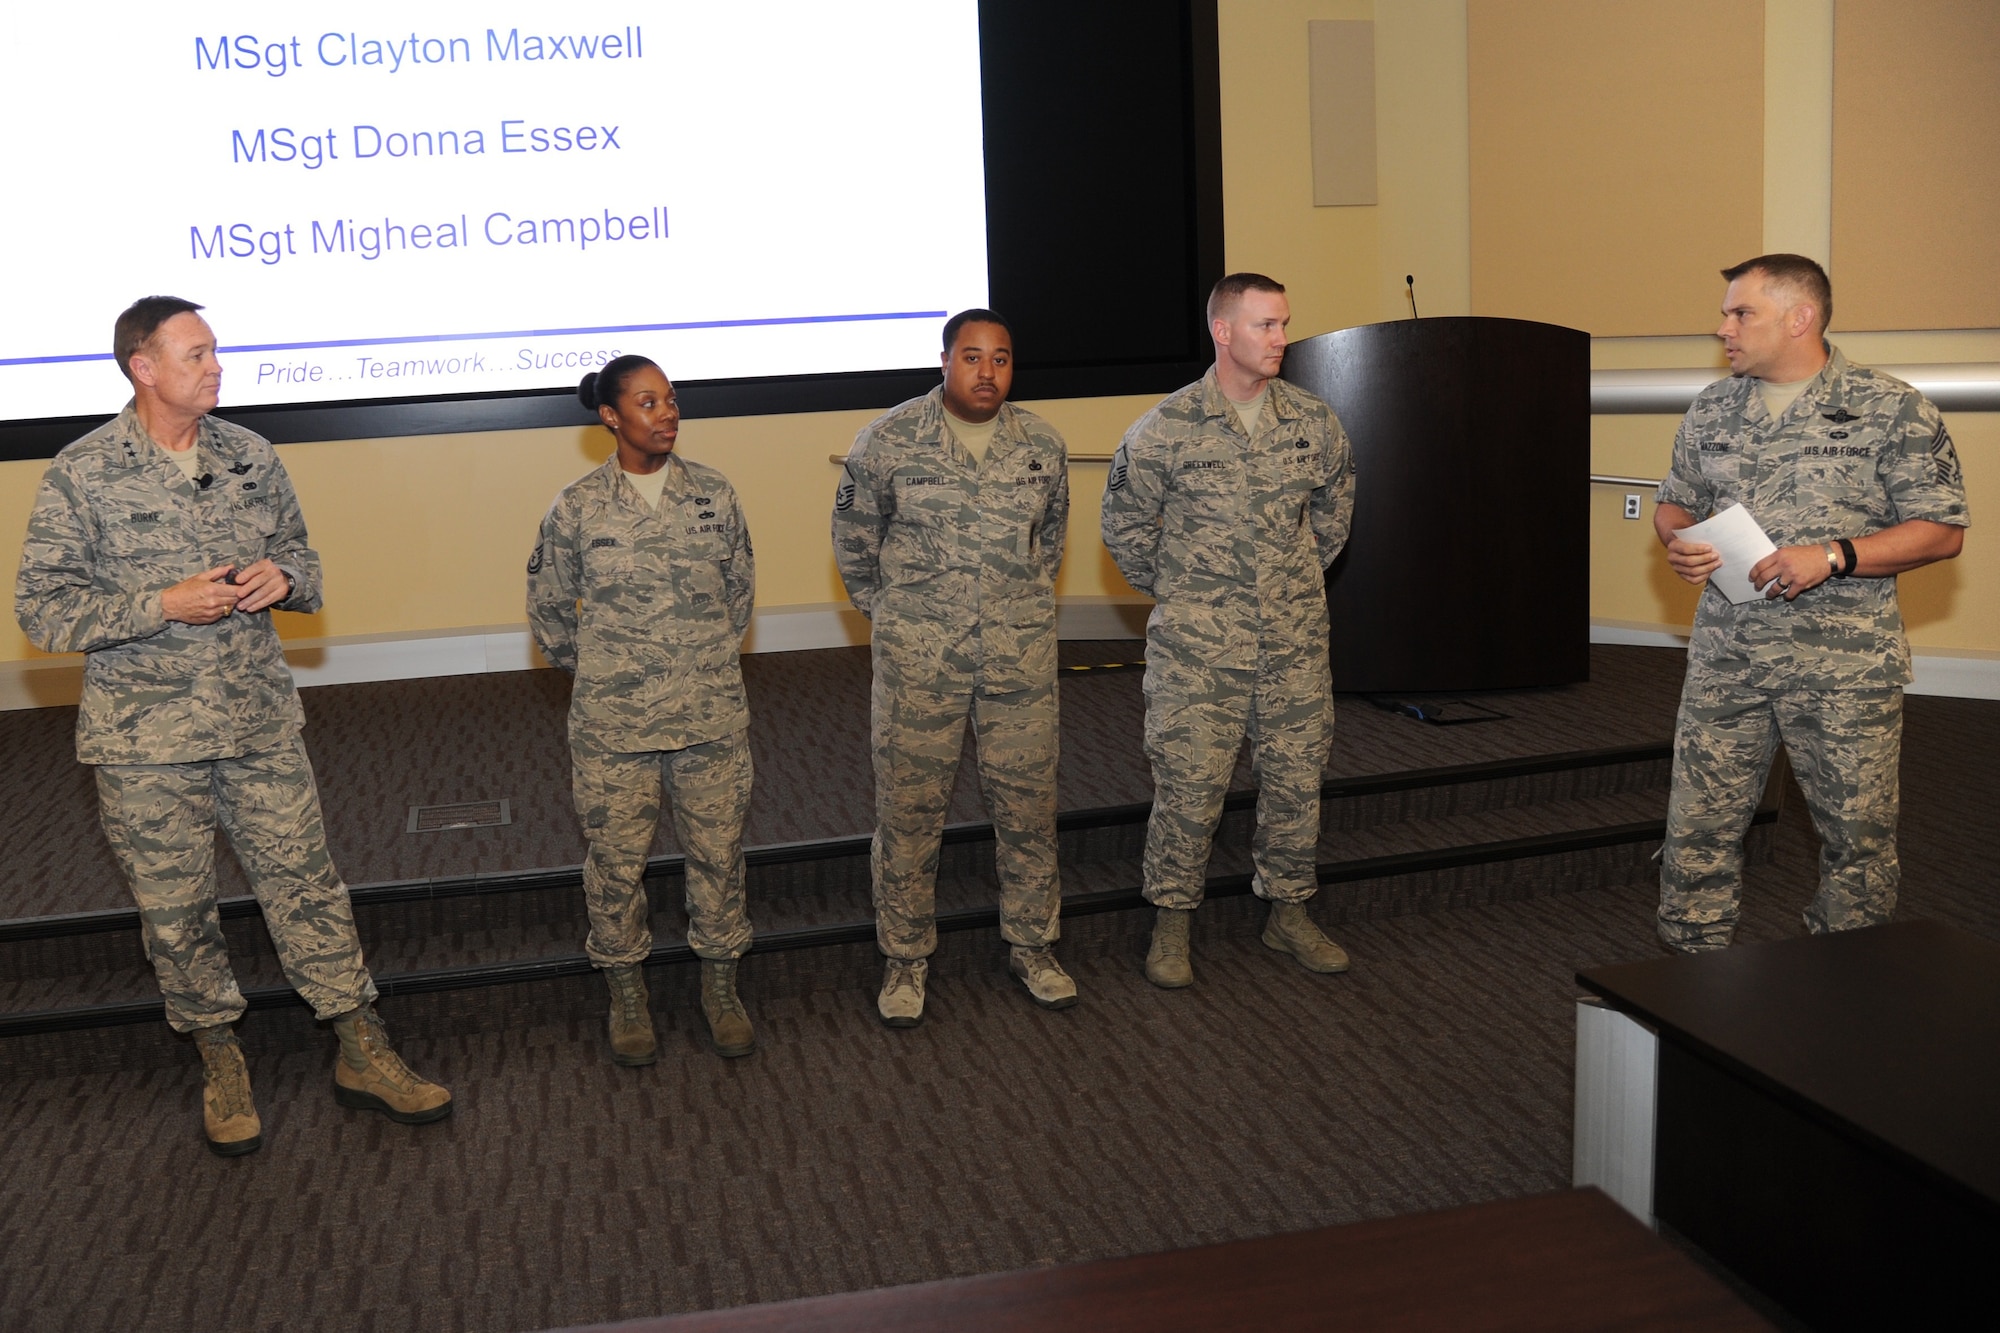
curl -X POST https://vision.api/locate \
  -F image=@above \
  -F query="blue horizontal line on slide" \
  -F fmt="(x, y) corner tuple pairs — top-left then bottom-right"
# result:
(0, 309), (950, 368)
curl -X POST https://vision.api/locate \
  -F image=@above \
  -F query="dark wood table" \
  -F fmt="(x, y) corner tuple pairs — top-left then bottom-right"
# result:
(567, 1188), (1769, 1331)
(1578, 918), (2000, 1331)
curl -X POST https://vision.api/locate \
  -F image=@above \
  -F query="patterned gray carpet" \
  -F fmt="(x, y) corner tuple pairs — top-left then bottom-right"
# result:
(0, 652), (1992, 1333)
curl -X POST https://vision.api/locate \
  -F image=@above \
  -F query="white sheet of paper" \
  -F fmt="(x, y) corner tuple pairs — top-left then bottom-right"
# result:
(1673, 504), (1779, 604)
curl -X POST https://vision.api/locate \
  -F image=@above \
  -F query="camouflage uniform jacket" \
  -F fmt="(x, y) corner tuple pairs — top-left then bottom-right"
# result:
(832, 388), (1069, 693)
(1101, 368), (1355, 670)
(528, 453), (755, 750)
(15, 405), (322, 765)
(1656, 346), (1969, 692)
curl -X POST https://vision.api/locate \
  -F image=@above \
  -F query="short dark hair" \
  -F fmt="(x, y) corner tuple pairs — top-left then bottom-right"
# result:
(1721, 254), (1833, 334)
(113, 296), (205, 382)
(941, 308), (1012, 355)
(578, 355), (663, 416)
(1207, 273), (1286, 325)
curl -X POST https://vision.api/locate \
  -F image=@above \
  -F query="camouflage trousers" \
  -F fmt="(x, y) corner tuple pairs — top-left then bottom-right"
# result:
(94, 735), (377, 1034)
(1658, 676), (1902, 952)
(1142, 648), (1332, 910)
(572, 726), (754, 967)
(870, 671), (1060, 960)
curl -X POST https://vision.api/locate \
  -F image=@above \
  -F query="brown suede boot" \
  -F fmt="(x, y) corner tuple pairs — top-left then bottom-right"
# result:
(605, 964), (659, 1067)
(699, 959), (755, 1057)
(193, 1024), (262, 1157)
(1262, 900), (1351, 974)
(1145, 907), (1195, 989)
(330, 1005), (453, 1124)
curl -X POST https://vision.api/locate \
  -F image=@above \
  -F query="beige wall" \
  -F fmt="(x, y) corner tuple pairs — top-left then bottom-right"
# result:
(2, 0), (1993, 668)
(1832, 0), (2000, 331)
(1468, 0), (1765, 336)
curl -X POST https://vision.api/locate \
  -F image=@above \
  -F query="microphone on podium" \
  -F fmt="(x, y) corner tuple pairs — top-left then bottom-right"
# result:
(1406, 275), (1419, 319)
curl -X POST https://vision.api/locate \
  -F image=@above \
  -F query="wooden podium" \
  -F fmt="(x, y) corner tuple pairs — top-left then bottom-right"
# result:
(1281, 316), (1590, 692)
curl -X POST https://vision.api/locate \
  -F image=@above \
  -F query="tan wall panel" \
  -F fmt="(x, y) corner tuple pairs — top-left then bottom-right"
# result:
(1832, 0), (2000, 331)
(1468, 0), (1764, 335)
(1309, 20), (1378, 206)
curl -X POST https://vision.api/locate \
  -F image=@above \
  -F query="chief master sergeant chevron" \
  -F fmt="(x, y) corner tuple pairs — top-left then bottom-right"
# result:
(1653, 254), (1967, 951)
(832, 308), (1075, 1026)
(14, 297), (451, 1157)
(1101, 272), (1355, 989)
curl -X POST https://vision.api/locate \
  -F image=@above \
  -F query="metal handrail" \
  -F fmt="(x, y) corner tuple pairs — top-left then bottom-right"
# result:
(1592, 362), (2000, 413)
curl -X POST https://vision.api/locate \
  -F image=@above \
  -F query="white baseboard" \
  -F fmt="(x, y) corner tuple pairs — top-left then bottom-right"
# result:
(1588, 619), (1691, 650)
(0, 597), (1157, 711)
(9, 608), (1988, 711)
(739, 604), (870, 654)
(1054, 596), (1152, 640)
(1908, 650), (2000, 700)
(284, 628), (544, 687)
(1590, 618), (2000, 700)
(0, 660), (84, 712)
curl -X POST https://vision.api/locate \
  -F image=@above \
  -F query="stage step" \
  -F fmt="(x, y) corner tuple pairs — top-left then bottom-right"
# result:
(0, 768), (1782, 1078)
(0, 742), (1673, 986)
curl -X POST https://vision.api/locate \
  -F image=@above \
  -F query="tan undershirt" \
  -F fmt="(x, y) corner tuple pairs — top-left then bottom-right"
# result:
(158, 443), (202, 480)
(1760, 376), (1813, 421)
(623, 464), (670, 509)
(943, 408), (1000, 466)
(1227, 384), (1270, 438)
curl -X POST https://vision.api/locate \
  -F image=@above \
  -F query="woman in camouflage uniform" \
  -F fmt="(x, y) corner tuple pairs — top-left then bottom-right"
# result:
(528, 356), (758, 1064)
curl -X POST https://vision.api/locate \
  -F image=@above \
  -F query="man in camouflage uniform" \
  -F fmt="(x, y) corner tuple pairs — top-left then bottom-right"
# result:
(1101, 273), (1355, 989)
(833, 309), (1074, 1025)
(1654, 254), (1968, 951)
(528, 355), (758, 1063)
(15, 297), (451, 1156)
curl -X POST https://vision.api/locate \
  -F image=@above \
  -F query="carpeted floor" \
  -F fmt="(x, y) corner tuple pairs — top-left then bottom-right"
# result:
(1, 647), (1993, 1333)
(0, 884), (1669, 1333)
(1, 681), (1994, 1332)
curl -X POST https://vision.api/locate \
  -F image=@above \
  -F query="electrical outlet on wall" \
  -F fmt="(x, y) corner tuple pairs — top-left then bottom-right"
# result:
(1623, 494), (1642, 520)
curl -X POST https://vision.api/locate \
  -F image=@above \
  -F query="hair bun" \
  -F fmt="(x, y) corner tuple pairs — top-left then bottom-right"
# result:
(577, 371), (601, 411)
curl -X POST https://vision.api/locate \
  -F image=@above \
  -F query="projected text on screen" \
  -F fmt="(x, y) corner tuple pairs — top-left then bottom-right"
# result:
(0, 2), (987, 420)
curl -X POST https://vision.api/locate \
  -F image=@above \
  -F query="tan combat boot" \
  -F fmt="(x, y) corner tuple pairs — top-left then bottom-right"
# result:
(1144, 907), (1194, 989)
(330, 1005), (453, 1124)
(699, 959), (755, 1058)
(1009, 945), (1079, 1009)
(193, 1024), (262, 1157)
(877, 957), (927, 1028)
(605, 964), (659, 1066)
(1262, 900), (1351, 974)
